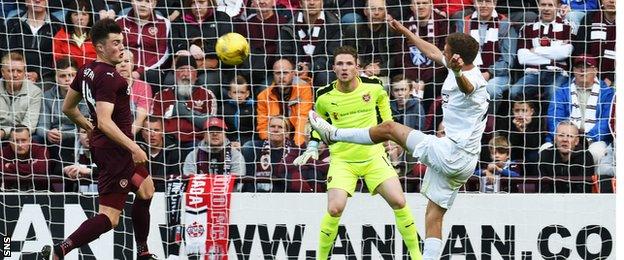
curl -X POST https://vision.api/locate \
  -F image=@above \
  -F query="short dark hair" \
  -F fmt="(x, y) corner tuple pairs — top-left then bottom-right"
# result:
(230, 75), (248, 85)
(10, 124), (30, 136)
(445, 32), (480, 65)
(333, 45), (358, 62)
(90, 18), (122, 45)
(55, 57), (79, 71)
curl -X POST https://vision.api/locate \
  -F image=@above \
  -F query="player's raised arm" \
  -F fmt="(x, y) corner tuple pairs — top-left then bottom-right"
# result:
(388, 18), (444, 65)
(95, 101), (147, 164)
(63, 88), (94, 132)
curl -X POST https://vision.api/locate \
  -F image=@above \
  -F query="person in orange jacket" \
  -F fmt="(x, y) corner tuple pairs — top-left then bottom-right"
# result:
(256, 58), (314, 147)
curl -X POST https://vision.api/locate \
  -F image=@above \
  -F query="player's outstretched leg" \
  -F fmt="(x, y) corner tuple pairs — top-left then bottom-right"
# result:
(309, 111), (421, 151)
(423, 200), (446, 260)
(132, 172), (157, 259)
(318, 189), (348, 259)
(42, 202), (122, 260)
(376, 178), (423, 260)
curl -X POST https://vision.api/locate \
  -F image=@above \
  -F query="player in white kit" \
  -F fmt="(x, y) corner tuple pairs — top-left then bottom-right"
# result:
(309, 19), (488, 260)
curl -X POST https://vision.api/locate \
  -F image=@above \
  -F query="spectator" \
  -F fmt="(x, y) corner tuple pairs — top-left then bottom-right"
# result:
(0, 52), (42, 140)
(256, 58), (313, 147)
(434, 0), (475, 23)
(220, 75), (257, 147)
(243, 116), (311, 192)
(545, 55), (614, 164)
(35, 57), (89, 173)
(152, 56), (217, 151)
(116, 49), (153, 135)
(538, 120), (594, 193)
(393, 0), (450, 109)
(0, 0), (62, 83)
(474, 135), (521, 183)
(497, 98), (546, 163)
(52, 0), (96, 68)
(235, 0), (290, 86)
(345, 0), (402, 78)
(389, 75), (425, 131)
(456, 0), (516, 114)
(280, 0), (342, 87)
(0, 125), (50, 186)
(139, 117), (181, 192)
(560, 0), (600, 27)
(495, 0), (538, 26)
(62, 128), (97, 192)
(170, 0), (232, 88)
(116, 0), (171, 87)
(510, 0), (574, 102)
(574, 0), (615, 86)
(182, 117), (245, 190)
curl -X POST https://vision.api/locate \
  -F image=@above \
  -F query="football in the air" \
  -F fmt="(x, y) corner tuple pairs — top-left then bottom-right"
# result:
(215, 32), (250, 66)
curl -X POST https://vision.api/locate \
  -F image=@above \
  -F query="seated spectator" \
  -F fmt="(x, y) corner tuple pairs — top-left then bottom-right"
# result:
(389, 75), (425, 131)
(116, 49), (153, 135)
(0, 0), (62, 82)
(560, 0), (599, 28)
(456, 0), (516, 114)
(574, 0), (615, 87)
(393, 0), (450, 110)
(242, 116), (311, 192)
(220, 75), (257, 147)
(539, 121), (594, 193)
(52, 0), (97, 68)
(0, 125), (50, 190)
(510, 0), (574, 102)
(474, 135), (522, 186)
(497, 98), (545, 163)
(280, 0), (341, 87)
(170, 0), (232, 88)
(116, 0), (171, 88)
(35, 57), (89, 174)
(344, 0), (400, 78)
(0, 52), (42, 141)
(139, 117), (181, 192)
(62, 128), (97, 192)
(152, 56), (217, 152)
(256, 58), (313, 147)
(495, 0), (538, 26)
(182, 117), (245, 190)
(235, 0), (290, 86)
(545, 55), (614, 164)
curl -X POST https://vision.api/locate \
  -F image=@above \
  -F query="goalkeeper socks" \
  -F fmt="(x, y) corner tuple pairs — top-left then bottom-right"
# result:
(423, 237), (443, 260)
(132, 197), (152, 255)
(61, 214), (113, 255)
(394, 206), (423, 260)
(318, 213), (341, 259)
(335, 128), (374, 144)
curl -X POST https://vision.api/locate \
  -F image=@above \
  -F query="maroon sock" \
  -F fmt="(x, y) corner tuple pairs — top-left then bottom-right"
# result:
(59, 214), (112, 255)
(132, 197), (152, 255)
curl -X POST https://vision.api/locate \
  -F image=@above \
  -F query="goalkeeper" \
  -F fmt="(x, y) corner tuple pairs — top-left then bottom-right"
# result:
(294, 46), (422, 260)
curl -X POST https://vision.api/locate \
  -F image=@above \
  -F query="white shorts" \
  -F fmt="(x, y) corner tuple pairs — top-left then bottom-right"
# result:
(411, 134), (478, 209)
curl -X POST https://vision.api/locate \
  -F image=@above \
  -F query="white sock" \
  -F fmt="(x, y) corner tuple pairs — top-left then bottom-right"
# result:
(334, 128), (374, 144)
(423, 237), (443, 260)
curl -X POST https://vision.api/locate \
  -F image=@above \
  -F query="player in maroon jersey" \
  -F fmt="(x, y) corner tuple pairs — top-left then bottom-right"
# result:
(42, 18), (157, 260)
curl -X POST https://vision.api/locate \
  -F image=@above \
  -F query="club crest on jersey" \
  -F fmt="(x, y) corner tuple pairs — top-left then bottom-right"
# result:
(148, 26), (158, 36)
(332, 112), (339, 121)
(119, 179), (128, 188)
(362, 92), (371, 103)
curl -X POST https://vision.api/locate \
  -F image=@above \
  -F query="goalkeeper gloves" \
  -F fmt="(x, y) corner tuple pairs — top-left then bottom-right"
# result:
(293, 140), (319, 166)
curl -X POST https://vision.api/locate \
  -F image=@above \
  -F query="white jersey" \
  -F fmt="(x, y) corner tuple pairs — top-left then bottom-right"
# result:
(440, 60), (489, 154)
